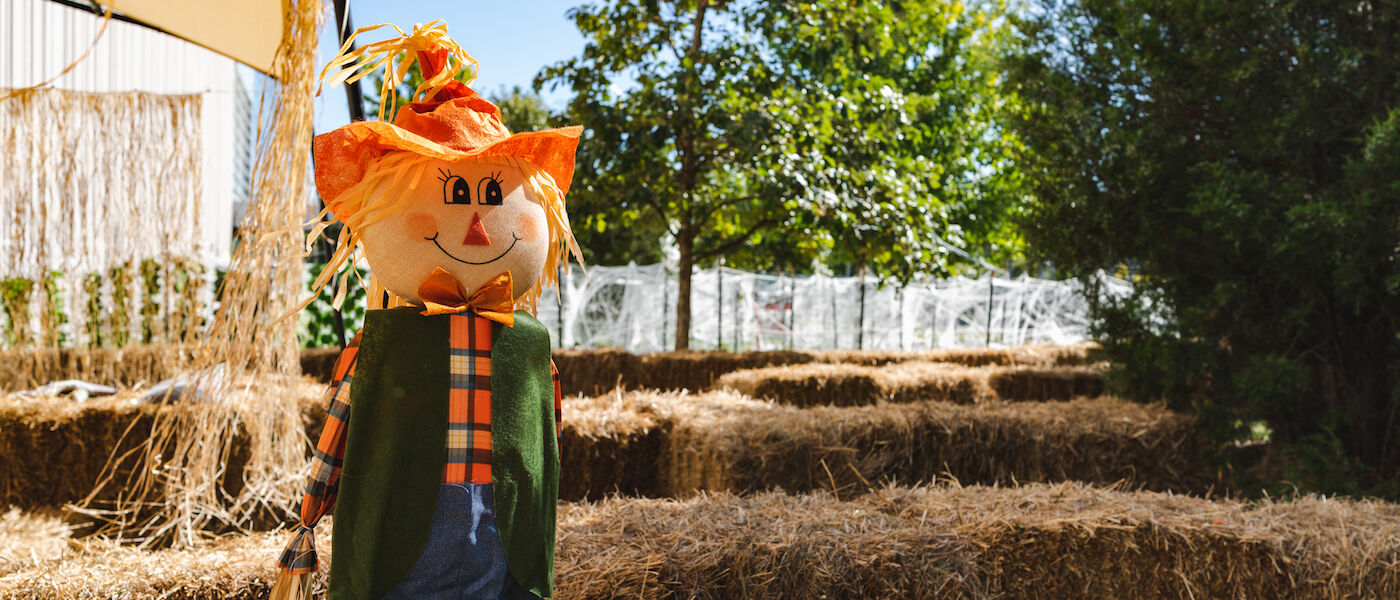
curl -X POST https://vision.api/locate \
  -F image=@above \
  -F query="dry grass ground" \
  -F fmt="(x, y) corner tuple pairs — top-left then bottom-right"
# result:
(2, 482), (1395, 599)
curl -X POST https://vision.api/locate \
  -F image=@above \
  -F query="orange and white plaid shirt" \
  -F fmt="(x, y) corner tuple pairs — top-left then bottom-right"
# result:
(277, 312), (562, 573)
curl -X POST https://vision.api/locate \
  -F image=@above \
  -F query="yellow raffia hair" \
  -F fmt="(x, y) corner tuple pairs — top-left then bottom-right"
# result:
(290, 20), (583, 320)
(299, 152), (583, 316)
(319, 20), (478, 122)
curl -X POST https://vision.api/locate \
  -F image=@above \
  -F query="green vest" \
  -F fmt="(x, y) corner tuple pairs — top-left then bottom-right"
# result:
(329, 307), (558, 600)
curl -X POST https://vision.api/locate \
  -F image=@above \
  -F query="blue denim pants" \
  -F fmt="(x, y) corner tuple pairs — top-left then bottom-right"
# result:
(382, 483), (537, 600)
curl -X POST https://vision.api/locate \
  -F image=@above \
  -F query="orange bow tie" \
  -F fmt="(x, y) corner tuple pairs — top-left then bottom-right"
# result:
(416, 268), (516, 326)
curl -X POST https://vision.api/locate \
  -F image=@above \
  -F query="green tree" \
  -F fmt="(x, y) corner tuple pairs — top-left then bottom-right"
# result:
(490, 85), (551, 133)
(1006, 0), (1400, 493)
(542, 0), (1022, 349)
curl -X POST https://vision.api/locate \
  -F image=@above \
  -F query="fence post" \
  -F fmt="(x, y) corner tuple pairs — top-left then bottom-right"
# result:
(985, 272), (994, 347)
(787, 273), (796, 350)
(897, 284), (904, 350)
(716, 257), (724, 350)
(556, 263), (564, 348)
(857, 266), (866, 349)
(830, 276), (838, 348)
(661, 264), (669, 350)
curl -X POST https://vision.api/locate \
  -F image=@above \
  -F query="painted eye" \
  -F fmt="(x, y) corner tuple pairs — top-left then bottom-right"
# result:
(443, 175), (470, 204)
(478, 175), (503, 206)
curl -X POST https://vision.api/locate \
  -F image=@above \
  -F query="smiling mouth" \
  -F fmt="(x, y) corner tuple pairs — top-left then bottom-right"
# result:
(425, 232), (521, 265)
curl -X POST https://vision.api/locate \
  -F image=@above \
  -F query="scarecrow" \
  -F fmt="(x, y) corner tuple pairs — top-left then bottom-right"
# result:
(271, 22), (582, 600)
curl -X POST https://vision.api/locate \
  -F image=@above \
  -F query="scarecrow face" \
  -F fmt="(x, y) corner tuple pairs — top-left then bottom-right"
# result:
(358, 157), (549, 304)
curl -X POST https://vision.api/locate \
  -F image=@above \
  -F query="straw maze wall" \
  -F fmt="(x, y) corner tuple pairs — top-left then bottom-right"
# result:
(3, 345), (1398, 598)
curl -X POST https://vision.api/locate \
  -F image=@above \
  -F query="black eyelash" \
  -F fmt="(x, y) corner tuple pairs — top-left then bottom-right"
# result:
(437, 167), (452, 183)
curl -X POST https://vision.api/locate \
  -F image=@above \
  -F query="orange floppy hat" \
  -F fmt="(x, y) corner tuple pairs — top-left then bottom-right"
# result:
(312, 26), (582, 212)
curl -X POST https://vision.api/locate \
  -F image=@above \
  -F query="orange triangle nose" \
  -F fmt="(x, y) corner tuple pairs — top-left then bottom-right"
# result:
(463, 213), (491, 246)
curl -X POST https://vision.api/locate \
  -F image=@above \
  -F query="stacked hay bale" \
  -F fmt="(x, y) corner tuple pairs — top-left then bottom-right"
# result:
(3, 483), (1396, 599)
(7, 342), (1400, 597)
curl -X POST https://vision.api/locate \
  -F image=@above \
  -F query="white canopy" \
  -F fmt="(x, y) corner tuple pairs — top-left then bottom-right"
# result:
(107, 0), (285, 76)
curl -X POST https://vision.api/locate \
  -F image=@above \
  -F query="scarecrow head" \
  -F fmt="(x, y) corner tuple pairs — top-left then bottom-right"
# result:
(307, 22), (582, 315)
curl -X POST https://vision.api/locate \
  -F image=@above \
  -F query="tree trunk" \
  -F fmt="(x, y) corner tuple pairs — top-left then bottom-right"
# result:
(674, 229), (694, 350)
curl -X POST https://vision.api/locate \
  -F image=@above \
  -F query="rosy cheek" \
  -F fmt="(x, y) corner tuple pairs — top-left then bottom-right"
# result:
(406, 213), (437, 239)
(516, 213), (541, 242)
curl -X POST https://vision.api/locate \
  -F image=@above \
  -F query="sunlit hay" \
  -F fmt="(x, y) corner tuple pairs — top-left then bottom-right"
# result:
(0, 344), (199, 392)
(657, 392), (1198, 497)
(637, 350), (816, 391)
(816, 342), (1099, 368)
(3, 484), (1396, 599)
(0, 88), (205, 352)
(551, 348), (645, 396)
(558, 390), (670, 500)
(548, 345), (1098, 395)
(0, 379), (326, 513)
(74, 0), (327, 546)
(716, 362), (992, 407)
(0, 507), (71, 578)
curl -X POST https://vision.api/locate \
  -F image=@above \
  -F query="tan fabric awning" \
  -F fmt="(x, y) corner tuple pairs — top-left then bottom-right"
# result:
(107, 0), (286, 75)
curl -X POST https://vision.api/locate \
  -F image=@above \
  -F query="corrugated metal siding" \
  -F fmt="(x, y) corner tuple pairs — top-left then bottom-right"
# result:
(2, 0), (246, 260)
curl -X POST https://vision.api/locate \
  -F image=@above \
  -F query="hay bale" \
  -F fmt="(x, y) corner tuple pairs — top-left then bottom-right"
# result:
(659, 392), (1199, 496)
(988, 366), (1105, 401)
(0, 394), (159, 509)
(558, 391), (669, 500)
(552, 348), (646, 397)
(0, 380), (326, 510)
(817, 342), (1098, 368)
(298, 347), (342, 383)
(637, 350), (815, 392)
(716, 362), (988, 407)
(0, 345), (200, 392)
(2, 483), (1396, 599)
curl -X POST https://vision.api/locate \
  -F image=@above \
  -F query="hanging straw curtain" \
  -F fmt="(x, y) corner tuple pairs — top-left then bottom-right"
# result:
(76, 0), (326, 546)
(0, 89), (204, 350)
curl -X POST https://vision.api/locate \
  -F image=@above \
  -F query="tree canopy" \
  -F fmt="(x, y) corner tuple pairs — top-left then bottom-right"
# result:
(541, 0), (1025, 348)
(1005, 0), (1400, 494)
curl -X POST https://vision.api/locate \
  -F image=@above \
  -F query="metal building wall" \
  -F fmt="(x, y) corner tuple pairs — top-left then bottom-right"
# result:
(1, 0), (244, 261)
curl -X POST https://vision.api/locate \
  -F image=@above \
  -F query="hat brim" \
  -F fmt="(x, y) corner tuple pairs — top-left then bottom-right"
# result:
(314, 121), (583, 208)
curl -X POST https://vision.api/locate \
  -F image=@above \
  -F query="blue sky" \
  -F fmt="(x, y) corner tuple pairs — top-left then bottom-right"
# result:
(312, 0), (588, 134)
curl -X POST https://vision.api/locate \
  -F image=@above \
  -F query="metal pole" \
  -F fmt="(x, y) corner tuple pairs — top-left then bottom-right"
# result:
(556, 264), (564, 348)
(897, 284), (904, 350)
(716, 258), (724, 350)
(830, 277), (838, 348)
(985, 272), (994, 346)
(857, 266), (866, 349)
(787, 274), (795, 350)
(733, 278), (740, 350)
(332, 0), (366, 123)
(662, 265), (670, 350)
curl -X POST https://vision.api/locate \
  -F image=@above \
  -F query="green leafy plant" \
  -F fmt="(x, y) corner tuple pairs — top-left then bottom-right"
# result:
(170, 258), (206, 343)
(0, 277), (35, 348)
(39, 270), (66, 347)
(1006, 0), (1400, 496)
(108, 262), (132, 347)
(83, 273), (104, 348)
(140, 259), (162, 343)
(300, 262), (367, 348)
